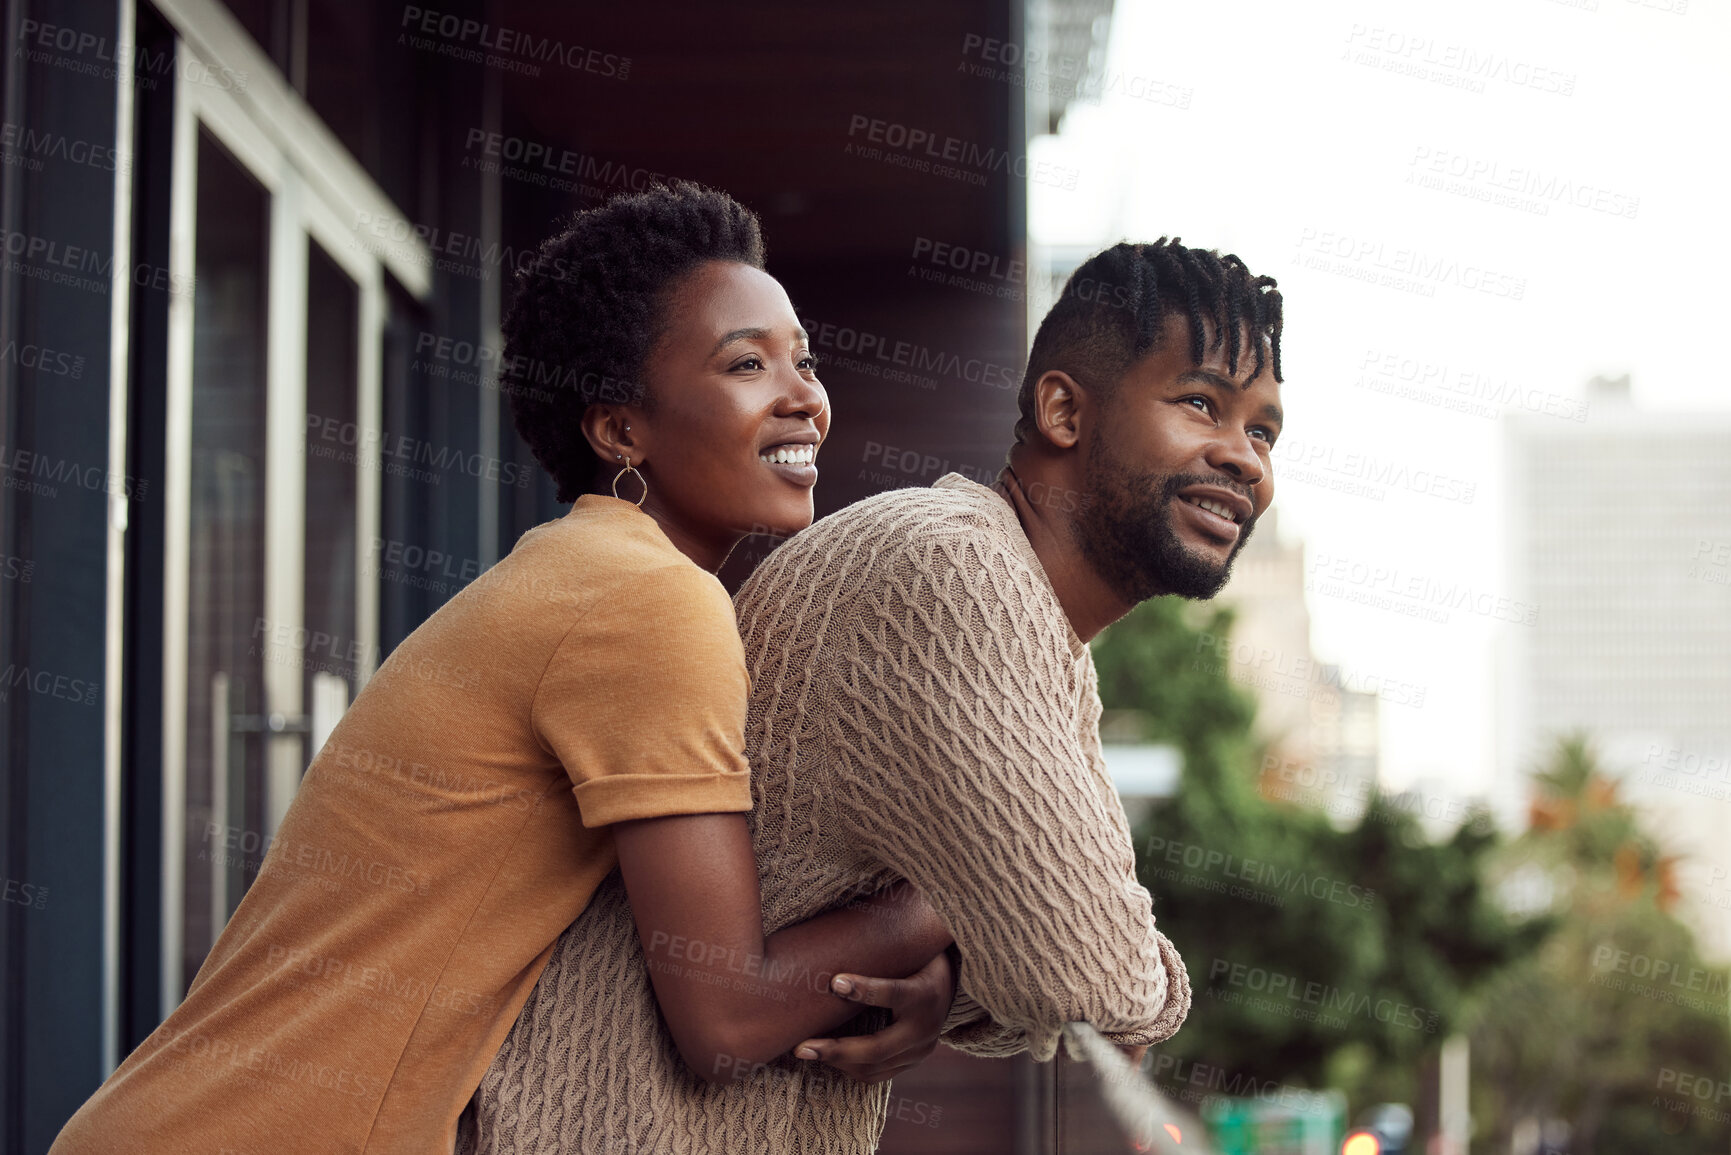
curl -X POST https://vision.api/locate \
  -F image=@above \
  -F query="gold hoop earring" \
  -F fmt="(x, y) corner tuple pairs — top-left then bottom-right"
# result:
(611, 460), (648, 507)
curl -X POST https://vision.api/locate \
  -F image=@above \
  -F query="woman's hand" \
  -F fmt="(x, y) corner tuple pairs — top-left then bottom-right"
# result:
(792, 947), (958, 1084)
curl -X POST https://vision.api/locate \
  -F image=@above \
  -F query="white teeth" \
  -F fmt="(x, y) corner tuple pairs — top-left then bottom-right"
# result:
(1184, 495), (1238, 523)
(759, 445), (815, 466)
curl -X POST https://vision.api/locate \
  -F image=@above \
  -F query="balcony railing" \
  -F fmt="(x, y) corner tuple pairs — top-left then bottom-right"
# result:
(1057, 1023), (1207, 1153)
(878, 1022), (1213, 1155)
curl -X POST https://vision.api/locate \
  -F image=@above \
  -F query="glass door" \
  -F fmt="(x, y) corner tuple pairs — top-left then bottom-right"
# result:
(159, 27), (423, 1008)
(303, 239), (361, 754)
(184, 132), (271, 973)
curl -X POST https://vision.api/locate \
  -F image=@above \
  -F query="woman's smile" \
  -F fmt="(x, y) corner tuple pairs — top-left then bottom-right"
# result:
(757, 439), (819, 485)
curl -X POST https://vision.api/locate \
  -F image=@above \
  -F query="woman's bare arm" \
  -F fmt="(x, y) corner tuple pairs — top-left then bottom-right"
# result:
(613, 811), (954, 1084)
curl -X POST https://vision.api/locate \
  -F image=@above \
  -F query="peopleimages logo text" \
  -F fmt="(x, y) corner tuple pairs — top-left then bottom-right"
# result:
(844, 115), (1079, 190)
(398, 7), (629, 78)
(801, 316), (1018, 391)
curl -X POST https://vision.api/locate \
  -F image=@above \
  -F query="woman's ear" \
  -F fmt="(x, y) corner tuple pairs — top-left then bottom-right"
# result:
(581, 405), (644, 466)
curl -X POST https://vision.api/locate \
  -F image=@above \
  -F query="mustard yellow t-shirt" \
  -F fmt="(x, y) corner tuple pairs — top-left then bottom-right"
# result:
(52, 496), (753, 1154)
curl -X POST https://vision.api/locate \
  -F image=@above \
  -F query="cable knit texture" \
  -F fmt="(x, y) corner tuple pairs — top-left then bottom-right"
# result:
(469, 475), (1189, 1155)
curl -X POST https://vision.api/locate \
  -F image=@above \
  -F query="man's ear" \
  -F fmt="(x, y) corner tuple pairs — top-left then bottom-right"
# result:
(1029, 370), (1087, 451)
(581, 405), (644, 467)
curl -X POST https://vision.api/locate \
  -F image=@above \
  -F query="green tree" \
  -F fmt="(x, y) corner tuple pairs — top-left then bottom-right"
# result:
(1093, 597), (1540, 1115)
(1467, 737), (1731, 1153)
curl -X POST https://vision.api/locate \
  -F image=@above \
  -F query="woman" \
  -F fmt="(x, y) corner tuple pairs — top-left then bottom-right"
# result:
(51, 182), (956, 1154)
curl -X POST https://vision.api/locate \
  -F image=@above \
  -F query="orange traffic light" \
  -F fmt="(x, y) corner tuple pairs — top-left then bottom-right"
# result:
(1341, 1131), (1382, 1155)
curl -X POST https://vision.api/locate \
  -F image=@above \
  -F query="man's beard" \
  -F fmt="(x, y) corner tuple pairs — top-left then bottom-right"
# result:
(1076, 435), (1257, 603)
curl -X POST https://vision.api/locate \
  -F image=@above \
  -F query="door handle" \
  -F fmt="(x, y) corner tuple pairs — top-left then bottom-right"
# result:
(228, 712), (311, 734)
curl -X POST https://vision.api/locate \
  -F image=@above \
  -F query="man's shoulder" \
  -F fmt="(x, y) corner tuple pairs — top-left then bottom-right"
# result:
(799, 475), (1019, 560)
(736, 475), (1052, 628)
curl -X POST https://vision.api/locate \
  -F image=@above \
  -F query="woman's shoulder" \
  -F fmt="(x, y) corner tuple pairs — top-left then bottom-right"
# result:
(518, 502), (723, 582)
(532, 508), (734, 628)
(465, 505), (731, 640)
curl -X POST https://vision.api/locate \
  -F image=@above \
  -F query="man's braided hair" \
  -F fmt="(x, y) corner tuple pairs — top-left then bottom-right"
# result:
(1013, 238), (1283, 445)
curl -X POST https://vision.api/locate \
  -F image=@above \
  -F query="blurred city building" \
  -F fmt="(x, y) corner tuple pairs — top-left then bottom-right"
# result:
(1499, 373), (1731, 959)
(1213, 511), (1383, 824)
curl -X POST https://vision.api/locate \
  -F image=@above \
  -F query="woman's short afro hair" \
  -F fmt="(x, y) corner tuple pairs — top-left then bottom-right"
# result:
(501, 180), (766, 502)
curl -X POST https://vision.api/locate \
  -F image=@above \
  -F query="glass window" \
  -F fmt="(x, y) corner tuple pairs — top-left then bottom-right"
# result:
(303, 240), (360, 758)
(182, 130), (270, 991)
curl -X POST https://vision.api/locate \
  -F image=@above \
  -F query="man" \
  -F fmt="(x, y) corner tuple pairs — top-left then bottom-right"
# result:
(472, 237), (1284, 1154)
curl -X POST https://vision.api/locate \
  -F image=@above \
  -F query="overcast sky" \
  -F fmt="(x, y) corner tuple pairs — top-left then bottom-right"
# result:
(1030, 0), (1731, 800)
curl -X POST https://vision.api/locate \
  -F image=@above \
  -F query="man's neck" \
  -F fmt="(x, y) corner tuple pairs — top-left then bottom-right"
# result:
(990, 463), (1131, 643)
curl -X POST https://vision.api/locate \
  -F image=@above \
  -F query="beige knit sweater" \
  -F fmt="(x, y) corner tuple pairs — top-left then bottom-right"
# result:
(466, 475), (1190, 1154)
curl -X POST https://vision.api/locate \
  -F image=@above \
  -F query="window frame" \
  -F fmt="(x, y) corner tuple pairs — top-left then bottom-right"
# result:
(152, 0), (431, 1019)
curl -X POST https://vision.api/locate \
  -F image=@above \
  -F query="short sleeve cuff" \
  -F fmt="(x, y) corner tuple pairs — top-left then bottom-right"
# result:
(572, 770), (753, 828)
